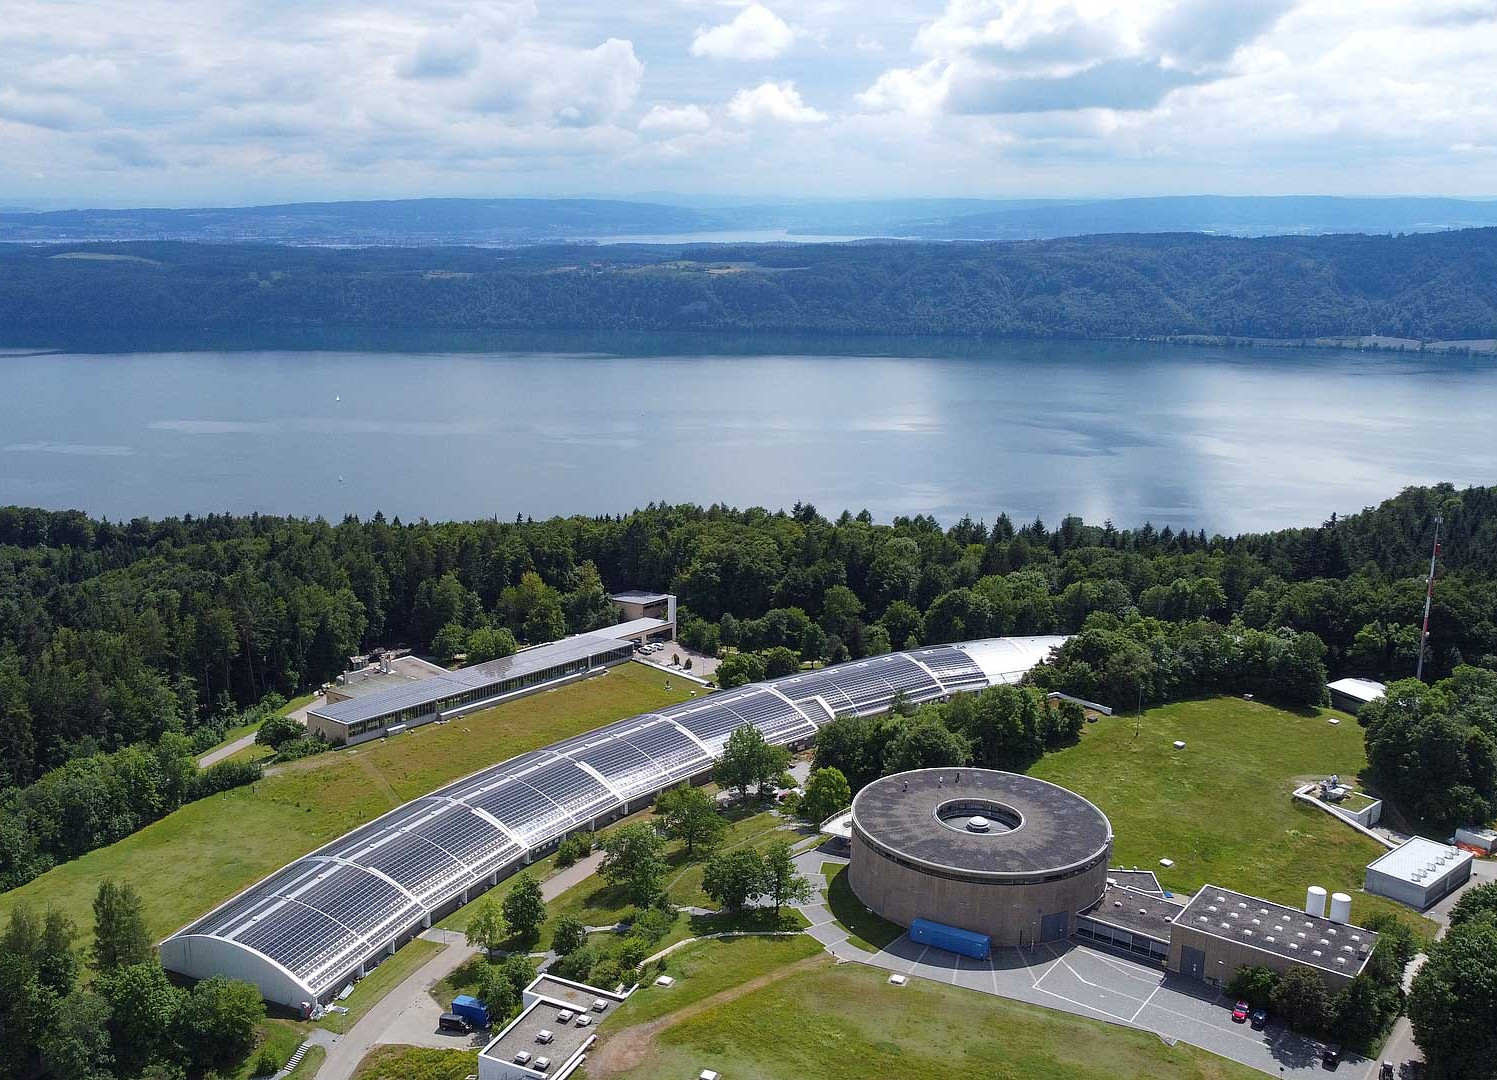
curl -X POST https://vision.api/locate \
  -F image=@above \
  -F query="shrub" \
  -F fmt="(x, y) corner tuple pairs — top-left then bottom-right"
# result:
(273, 734), (330, 761)
(188, 760), (261, 800)
(252, 1047), (282, 1078)
(555, 833), (592, 868)
(550, 946), (595, 983)
(255, 714), (304, 749)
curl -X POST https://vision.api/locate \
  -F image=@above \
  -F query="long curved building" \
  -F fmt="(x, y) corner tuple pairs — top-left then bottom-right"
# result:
(160, 636), (1064, 1007)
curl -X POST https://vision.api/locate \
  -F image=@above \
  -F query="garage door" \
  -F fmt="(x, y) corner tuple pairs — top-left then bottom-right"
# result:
(1040, 911), (1068, 942)
(1181, 944), (1205, 980)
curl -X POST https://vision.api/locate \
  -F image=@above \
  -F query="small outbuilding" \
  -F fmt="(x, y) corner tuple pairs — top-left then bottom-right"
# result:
(1365, 836), (1473, 910)
(1326, 677), (1386, 715)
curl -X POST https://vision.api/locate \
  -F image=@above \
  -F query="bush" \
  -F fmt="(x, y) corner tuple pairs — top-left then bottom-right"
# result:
(550, 946), (596, 983)
(255, 714), (304, 749)
(589, 959), (623, 992)
(627, 905), (676, 944)
(252, 1047), (282, 1078)
(188, 760), (261, 801)
(555, 833), (592, 868)
(1226, 965), (1280, 1010)
(273, 734), (331, 761)
(616, 938), (649, 971)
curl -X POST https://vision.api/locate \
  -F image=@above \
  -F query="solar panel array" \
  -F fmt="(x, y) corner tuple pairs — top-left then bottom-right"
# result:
(166, 642), (991, 998)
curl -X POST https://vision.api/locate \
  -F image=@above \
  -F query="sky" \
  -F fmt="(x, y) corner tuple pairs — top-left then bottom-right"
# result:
(2, 0), (1496, 206)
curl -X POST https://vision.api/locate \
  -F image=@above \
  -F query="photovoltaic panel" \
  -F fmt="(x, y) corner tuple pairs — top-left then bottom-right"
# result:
(186, 861), (326, 937)
(516, 757), (615, 822)
(913, 645), (988, 691)
(615, 720), (710, 778)
(467, 779), (571, 846)
(290, 863), (420, 943)
(410, 804), (518, 870)
(566, 738), (668, 800)
(230, 900), (360, 986)
(434, 751), (551, 802)
(772, 671), (860, 713)
(350, 832), (465, 905)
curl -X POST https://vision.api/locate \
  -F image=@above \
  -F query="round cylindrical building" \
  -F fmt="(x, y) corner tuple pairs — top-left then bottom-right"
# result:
(848, 768), (1113, 947)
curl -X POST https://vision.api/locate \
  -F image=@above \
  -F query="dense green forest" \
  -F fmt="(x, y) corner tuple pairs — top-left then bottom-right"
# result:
(2, 229), (1496, 346)
(3, 482), (1497, 892)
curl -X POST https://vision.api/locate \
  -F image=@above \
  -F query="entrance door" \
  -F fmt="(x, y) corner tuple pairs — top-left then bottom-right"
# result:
(1040, 911), (1068, 942)
(1181, 944), (1206, 980)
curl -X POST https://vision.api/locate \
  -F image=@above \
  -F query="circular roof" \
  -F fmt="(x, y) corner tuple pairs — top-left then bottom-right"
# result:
(851, 768), (1112, 878)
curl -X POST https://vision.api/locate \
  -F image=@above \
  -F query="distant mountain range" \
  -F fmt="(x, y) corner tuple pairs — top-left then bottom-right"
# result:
(1, 195), (1495, 246)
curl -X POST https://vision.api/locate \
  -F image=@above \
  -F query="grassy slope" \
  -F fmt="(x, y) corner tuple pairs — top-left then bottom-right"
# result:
(1027, 697), (1431, 934)
(0, 663), (693, 950)
(609, 934), (823, 1027)
(611, 957), (1261, 1080)
(349, 1045), (477, 1080)
(823, 864), (902, 952)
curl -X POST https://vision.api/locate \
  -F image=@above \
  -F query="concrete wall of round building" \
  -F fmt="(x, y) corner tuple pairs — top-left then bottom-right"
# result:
(847, 826), (1111, 946)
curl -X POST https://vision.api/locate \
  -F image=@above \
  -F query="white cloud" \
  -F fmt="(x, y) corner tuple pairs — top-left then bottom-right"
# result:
(639, 103), (712, 133)
(691, 4), (797, 61)
(726, 80), (827, 123)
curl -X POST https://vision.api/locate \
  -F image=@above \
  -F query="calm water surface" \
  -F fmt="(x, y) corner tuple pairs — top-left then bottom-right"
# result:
(2, 342), (1494, 532)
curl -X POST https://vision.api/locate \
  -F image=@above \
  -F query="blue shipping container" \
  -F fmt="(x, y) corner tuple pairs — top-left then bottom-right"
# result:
(451, 994), (489, 1028)
(909, 917), (991, 960)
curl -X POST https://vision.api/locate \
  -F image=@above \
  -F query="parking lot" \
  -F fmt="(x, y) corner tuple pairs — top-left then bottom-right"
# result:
(866, 935), (1353, 1077)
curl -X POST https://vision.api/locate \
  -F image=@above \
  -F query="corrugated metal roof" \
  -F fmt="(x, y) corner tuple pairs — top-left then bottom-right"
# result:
(308, 635), (632, 726)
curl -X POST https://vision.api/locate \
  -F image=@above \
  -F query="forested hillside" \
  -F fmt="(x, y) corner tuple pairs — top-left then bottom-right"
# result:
(3, 482), (1497, 889)
(3, 229), (1496, 346)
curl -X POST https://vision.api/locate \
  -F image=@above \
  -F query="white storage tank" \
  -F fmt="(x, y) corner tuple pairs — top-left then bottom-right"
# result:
(1329, 892), (1352, 924)
(1305, 885), (1327, 918)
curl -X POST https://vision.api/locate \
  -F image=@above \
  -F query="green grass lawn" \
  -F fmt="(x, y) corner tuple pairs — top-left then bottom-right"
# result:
(823, 865), (902, 952)
(350, 1045), (478, 1080)
(608, 957), (1262, 1080)
(286, 1045), (325, 1079)
(229, 1018), (308, 1080)
(610, 934), (823, 1027)
(1027, 697), (1433, 935)
(0, 663), (694, 954)
(319, 937), (442, 1034)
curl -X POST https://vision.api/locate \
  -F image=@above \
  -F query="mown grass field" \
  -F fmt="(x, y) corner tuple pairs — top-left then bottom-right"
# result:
(0, 663), (694, 951)
(607, 956), (1262, 1080)
(1027, 697), (1432, 934)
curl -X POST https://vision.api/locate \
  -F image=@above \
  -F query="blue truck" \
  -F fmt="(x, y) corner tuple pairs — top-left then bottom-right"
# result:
(909, 917), (991, 960)
(450, 994), (490, 1029)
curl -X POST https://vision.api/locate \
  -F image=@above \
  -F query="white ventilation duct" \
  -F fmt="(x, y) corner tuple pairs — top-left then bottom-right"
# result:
(1329, 892), (1352, 924)
(1305, 885), (1328, 918)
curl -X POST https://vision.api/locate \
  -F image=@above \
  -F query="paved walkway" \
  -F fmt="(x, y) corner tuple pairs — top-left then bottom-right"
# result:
(197, 698), (320, 768)
(315, 851), (608, 1080)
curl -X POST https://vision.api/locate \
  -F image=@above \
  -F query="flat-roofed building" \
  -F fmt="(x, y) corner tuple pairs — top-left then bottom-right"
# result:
(1075, 879), (1183, 963)
(479, 975), (628, 1080)
(1326, 677), (1386, 715)
(609, 591), (675, 638)
(1168, 884), (1377, 992)
(306, 632), (635, 746)
(1365, 836), (1473, 909)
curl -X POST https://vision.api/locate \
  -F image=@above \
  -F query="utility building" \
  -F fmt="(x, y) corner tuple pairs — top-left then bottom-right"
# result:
(1168, 884), (1377, 992)
(1365, 836), (1473, 910)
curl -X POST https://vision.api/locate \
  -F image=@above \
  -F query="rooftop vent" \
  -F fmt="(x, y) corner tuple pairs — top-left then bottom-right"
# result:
(967, 816), (991, 833)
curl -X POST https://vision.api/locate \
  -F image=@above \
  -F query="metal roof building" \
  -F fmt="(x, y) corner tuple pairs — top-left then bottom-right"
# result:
(1365, 835), (1473, 909)
(160, 636), (1064, 1007)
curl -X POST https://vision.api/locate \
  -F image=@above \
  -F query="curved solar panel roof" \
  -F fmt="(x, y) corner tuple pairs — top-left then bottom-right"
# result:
(162, 639), (1058, 1003)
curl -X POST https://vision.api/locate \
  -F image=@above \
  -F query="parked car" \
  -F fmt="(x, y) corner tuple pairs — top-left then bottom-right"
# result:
(1232, 1000), (1250, 1023)
(1250, 1008), (1269, 1030)
(438, 1012), (471, 1035)
(1379, 1062), (1394, 1080)
(1323, 1044), (1342, 1068)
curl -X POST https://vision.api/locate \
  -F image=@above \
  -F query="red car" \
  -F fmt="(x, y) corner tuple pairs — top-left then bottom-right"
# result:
(1232, 1000), (1251, 1023)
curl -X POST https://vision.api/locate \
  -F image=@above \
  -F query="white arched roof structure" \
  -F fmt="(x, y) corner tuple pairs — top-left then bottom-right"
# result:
(160, 636), (1064, 1007)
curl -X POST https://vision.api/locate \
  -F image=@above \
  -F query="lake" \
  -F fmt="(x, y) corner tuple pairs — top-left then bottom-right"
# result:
(2, 340), (1493, 533)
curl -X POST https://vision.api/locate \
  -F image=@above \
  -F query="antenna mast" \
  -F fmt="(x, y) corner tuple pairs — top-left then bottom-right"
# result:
(1416, 514), (1442, 681)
